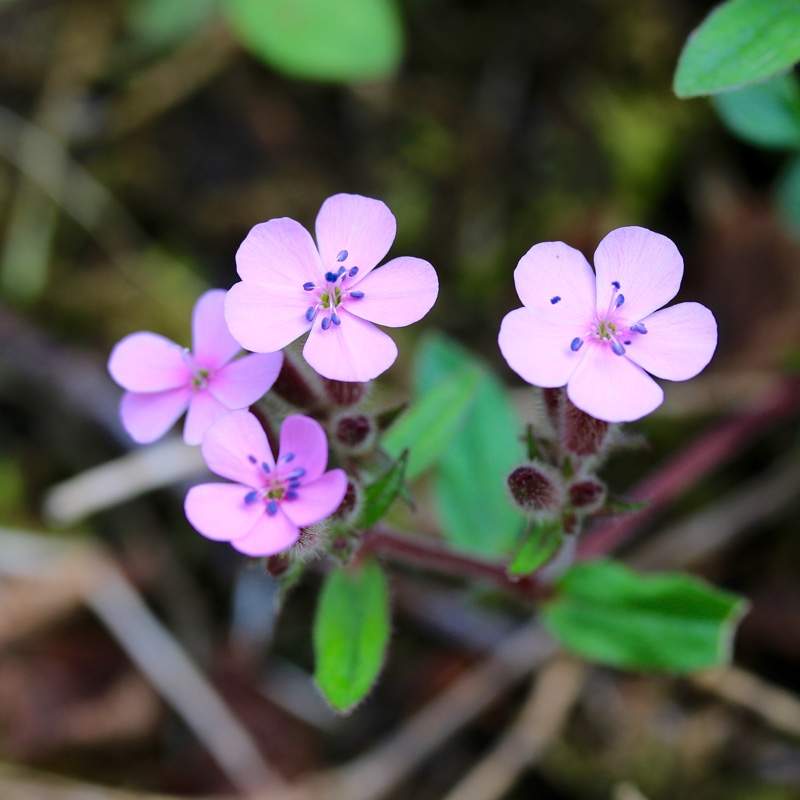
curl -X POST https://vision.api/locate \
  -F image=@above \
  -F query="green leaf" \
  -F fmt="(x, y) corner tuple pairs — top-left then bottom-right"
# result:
(712, 72), (800, 149)
(128, 0), (219, 51)
(355, 450), (409, 529)
(416, 334), (525, 557)
(508, 521), (563, 576)
(542, 560), (749, 672)
(674, 0), (800, 98)
(313, 558), (390, 713)
(381, 362), (483, 481)
(222, 0), (403, 82)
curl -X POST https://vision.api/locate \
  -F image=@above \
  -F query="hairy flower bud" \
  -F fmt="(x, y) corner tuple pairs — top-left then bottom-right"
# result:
(568, 478), (606, 514)
(332, 412), (375, 454)
(323, 378), (368, 408)
(563, 398), (610, 457)
(331, 479), (361, 524)
(542, 387), (563, 433)
(507, 463), (562, 514)
(271, 353), (323, 410)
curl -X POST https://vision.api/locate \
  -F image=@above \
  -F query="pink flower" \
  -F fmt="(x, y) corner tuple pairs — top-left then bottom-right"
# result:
(108, 289), (283, 445)
(224, 193), (439, 382)
(498, 226), (717, 423)
(184, 410), (347, 556)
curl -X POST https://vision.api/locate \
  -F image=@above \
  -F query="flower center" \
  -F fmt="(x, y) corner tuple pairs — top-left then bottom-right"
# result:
(301, 249), (366, 331)
(242, 452), (305, 515)
(181, 348), (212, 390)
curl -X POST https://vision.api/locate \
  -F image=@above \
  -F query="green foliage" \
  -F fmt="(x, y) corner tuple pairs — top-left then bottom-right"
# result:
(416, 335), (525, 558)
(222, 0), (403, 82)
(542, 560), (749, 672)
(508, 521), (564, 577)
(674, 0), (800, 98)
(313, 558), (390, 713)
(776, 154), (800, 234)
(355, 450), (409, 529)
(127, 0), (219, 50)
(712, 73), (800, 149)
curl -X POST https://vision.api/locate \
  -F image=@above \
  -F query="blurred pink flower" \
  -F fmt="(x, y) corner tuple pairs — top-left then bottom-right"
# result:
(225, 193), (438, 382)
(108, 289), (283, 445)
(498, 226), (717, 423)
(184, 410), (347, 556)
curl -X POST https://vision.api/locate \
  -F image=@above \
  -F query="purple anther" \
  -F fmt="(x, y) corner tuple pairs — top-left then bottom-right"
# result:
(630, 322), (647, 334)
(288, 468), (306, 480)
(624, 340), (631, 345)
(350, 290), (364, 299)
(266, 500), (278, 516)
(324, 271), (338, 283)
(570, 337), (583, 352)
(348, 266), (359, 277)
(612, 281), (620, 290)
(337, 265), (346, 277)
(331, 312), (341, 325)
(261, 462), (271, 474)
(303, 282), (315, 291)
(284, 490), (299, 501)
(281, 452), (295, 463)
(244, 490), (259, 504)
(615, 294), (625, 307)
(337, 250), (348, 262)
(288, 480), (301, 490)
(550, 296), (561, 304)
(305, 306), (316, 322)
(247, 455), (257, 464)
(321, 317), (331, 331)
(611, 341), (626, 355)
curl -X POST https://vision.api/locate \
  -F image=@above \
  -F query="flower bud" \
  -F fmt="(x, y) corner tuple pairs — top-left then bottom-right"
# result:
(507, 463), (562, 514)
(562, 398), (609, 456)
(333, 413), (375, 453)
(271, 353), (323, 410)
(331, 479), (361, 524)
(542, 387), (564, 433)
(323, 378), (367, 408)
(567, 478), (606, 514)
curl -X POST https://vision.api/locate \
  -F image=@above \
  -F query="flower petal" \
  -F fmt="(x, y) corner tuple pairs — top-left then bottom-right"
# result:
(108, 332), (190, 392)
(566, 343), (664, 423)
(184, 482), (264, 541)
(225, 280), (312, 354)
(302, 309), (398, 381)
(201, 409), (273, 485)
(498, 306), (586, 388)
(119, 387), (192, 443)
(315, 194), (396, 280)
(192, 289), (242, 369)
(513, 241), (597, 324)
(230, 508), (300, 556)
(183, 391), (232, 446)
(346, 256), (438, 327)
(277, 414), (329, 482)
(624, 302), (718, 381)
(235, 217), (323, 288)
(209, 352), (284, 408)
(282, 469), (348, 527)
(593, 226), (683, 322)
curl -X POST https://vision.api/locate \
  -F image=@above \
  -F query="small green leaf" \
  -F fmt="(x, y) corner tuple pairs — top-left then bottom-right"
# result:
(712, 72), (800, 149)
(381, 363), (483, 481)
(313, 558), (390, 713)
(674, 0), (800, 98)
(508, 521), (563, 576)
(222, 0), (403, 82)
(355, 450), (409, 529)
(128, 0), (219, 51)
(542, 560), (749, 672)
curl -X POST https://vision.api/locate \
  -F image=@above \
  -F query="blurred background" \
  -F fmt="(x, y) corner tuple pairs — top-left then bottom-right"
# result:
(2, 0), (800, 798)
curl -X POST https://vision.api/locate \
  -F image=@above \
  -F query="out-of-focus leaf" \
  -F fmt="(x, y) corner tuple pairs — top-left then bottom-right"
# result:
(776, 154), (800, 235)
(542, 560), (749, 672)
(712, 72), (800, 149)
(313, 558), (390, 713)
(127, 0), (219, 51)
(222, 0), (403, 82)
(355, 450), (408, 529)
(508, 520), (563, 576)
(674, 0), (800, 98)
(416, 334), (525, 557)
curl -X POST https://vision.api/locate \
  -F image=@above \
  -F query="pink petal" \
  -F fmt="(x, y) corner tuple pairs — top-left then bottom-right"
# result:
(498, 306), (586, 388)
(225, 280), (312, 354)
(302, 309), (398, 381)
(346, 256), (438, 327)
(235, 217), (323, 288)
(230, 508), (300, 556)
(314, 194), (396, 280)
(184, 482), (264, 542)
(593, 227), (683, 322)
(183, 390), (232, 446)
(201, 409), (273, 485)
(209, 352), (284, 408)
(624, 302), (717, 381)
(119, 387), (192, 443)
(191, 289), (241, 369)
(514, 241), (597, 325)
(282, 469), (348, 527)
(108, 332), (190, 392)
(566, 343), (664, 423)
(277, 414), (329, 482)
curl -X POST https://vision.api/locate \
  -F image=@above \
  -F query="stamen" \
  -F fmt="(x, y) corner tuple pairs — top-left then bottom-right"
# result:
(321, 317), (331, 331)
(611, 341), (626, 355)
(280, 452), (295, 463)
(350, 290), (364, 299)
(305, 306), (316, 322)
(288, 468), (306, 480)
(623, 340), (631, 345)
(247, 455), (257, 464)
(331, 312), (341, 325)
(348, 266), (359, 277)
(337, 250), (348, 262)
(324, 271), (338, 283)
(611, 281), (620, 290)
(288, 480), (301, 489)
(266, 500), (278, 516)
(550, 296), (561, 305)
(570, 337), (583, 352)
(303, 282), (315, 291)
(261, 462), (271, 474)
(615, 294), (625, 307)
(244, 490), (259, 504)
(284, 490), (299, 501)
(630, 322), (647, 334)
(336, 266), (346, 278)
